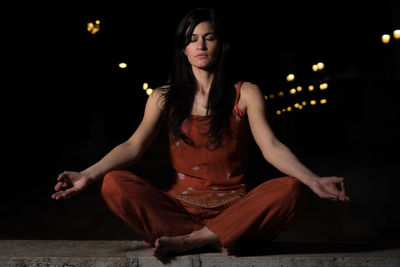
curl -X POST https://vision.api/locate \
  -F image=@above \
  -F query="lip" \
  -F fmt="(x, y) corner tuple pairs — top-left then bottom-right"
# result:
(195, 53), (208, 58)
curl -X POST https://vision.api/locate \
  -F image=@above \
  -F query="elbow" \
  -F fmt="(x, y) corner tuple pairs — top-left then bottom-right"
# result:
(262, 150), (274, 164)
(122, 140), (145, 162)
(260, 138), (283, 162)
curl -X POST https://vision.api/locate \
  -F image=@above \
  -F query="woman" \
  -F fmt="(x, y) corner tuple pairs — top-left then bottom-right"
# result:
(52, 8), (349, 259)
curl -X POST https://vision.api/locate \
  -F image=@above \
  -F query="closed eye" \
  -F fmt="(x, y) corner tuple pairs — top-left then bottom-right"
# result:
(190, 33), (217, 42)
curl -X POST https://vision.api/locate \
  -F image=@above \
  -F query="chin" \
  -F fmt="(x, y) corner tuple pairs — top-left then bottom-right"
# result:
(194, 62), (216, 70)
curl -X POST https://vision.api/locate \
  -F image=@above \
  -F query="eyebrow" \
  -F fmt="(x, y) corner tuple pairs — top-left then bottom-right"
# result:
(191, 32), (216, 37)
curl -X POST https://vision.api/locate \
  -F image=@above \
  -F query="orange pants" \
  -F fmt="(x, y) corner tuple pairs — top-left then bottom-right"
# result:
(100, 170), (308, 250)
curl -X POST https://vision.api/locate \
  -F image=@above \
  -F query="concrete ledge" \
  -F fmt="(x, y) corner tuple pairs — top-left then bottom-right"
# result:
(1, 240), (399, 266)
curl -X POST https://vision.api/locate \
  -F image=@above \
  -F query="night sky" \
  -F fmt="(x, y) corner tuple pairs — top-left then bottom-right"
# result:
(2, 2), (399, 241)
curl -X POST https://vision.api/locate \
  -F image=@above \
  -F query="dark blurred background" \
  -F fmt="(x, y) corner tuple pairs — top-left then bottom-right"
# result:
(2, 1), (399, 243)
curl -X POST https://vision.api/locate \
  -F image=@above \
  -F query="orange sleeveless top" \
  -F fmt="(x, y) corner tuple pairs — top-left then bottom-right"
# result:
(168, 82), (249, 208)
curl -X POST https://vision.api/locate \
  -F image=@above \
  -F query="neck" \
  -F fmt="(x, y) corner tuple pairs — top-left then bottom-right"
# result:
(192, 67), (214, 95)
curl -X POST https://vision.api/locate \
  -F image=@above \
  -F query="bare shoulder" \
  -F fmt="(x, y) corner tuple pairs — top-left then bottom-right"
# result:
(241, 81), (262, 97)
(150, 85), (170, 110)
(239, 82), (264, 111)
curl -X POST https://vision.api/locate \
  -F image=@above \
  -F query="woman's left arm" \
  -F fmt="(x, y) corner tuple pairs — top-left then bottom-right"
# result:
(242, 82), (349, 202)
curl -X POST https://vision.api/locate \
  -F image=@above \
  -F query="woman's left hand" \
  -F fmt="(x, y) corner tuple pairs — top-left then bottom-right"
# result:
(308, 176), (350, 202)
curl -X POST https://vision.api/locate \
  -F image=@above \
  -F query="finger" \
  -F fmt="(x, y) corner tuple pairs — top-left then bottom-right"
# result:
(57, 171), (68, 182)
(339, 195), (350, 202)
(54, 182), (63, 191)
(57, 173), (64, 182)
(338, 181), (350, 201)
(54, 181), (68, 191)
(52, 191), (65, 200)
(340, 181), (346, 194)
(62, 188), (79, 199)
(52, 187), (77, 200)
(331, 177), (344, 184)
(319, 191), (339, 200)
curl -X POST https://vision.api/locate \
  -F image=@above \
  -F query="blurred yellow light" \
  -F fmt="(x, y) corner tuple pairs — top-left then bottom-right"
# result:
(298, 105), (303, 110)
(310, 100), (317, 105)
(87, 22), (94, 31)
(264, 95), (268, 100)
(320, 99), (327, 104)
(278, 91), (284, 97)
(296, 86), (302, 92)
(320, 83), (328, 90)
(312, 64), (318, 72)
(287, 74), (295, 82)
(276, 110), (282, 115)
(95, 20), (100, 25)
(302, 101), (307, 106)
(282, 109), (286, 112)
(289, 88), (296, 95)
(87, 21), (100, 34)
(287, 107), (292, 112)
(317, 62), (325, 70)
(143, 82), (149, 90)
(308, 85), (314, 91)
(294, 103), (299, 108)
(119, 62), (127, 69)
(146, 88), (153, 96)
(269, 94), (275, 99)
(382, 34), (391, 44)
(394, 30), (400, 39)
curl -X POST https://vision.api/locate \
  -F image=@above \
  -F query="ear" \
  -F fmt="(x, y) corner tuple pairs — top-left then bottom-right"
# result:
(183, 48), (187, 56)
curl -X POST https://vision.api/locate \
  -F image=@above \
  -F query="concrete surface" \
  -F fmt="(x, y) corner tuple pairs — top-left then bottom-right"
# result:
(1, 240), (400, 266)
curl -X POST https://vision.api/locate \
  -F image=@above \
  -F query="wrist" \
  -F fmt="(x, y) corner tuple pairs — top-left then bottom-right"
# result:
(80, 171), (98, 183)
(304, 175), (320, 187)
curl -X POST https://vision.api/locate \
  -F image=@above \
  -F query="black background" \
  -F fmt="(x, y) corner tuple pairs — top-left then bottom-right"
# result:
(2, 1), (399, 243)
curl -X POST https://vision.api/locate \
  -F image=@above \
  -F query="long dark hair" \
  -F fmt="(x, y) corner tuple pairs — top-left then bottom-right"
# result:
(159, 8), (236, 149)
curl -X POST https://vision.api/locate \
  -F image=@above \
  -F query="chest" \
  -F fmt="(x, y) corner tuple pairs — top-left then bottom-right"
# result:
(191, 95), (209, 116)
(190, 95), (247, 117)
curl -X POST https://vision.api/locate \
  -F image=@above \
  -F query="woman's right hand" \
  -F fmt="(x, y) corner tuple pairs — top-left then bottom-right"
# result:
(52, 171), (95, 200)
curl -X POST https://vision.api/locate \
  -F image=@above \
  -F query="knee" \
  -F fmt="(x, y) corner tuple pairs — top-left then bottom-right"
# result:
(101, 170), (143, 201)
(101, 170), (124, 201)
(281, 177), (308, 206)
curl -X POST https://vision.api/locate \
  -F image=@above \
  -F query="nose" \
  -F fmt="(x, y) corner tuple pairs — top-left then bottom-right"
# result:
(197, 38), (207, 50)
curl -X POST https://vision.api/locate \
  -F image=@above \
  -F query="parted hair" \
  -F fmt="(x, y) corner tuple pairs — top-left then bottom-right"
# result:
(158, 8), (236, 149)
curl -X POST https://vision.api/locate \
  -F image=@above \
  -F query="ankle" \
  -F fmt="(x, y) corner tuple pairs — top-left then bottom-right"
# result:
(190, 228), (219, 247)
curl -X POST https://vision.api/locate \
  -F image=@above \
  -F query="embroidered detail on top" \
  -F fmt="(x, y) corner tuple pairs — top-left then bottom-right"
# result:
(178, 173), (186, 180)
(206, 143), (217, 150)
(172, 192), (243, 208)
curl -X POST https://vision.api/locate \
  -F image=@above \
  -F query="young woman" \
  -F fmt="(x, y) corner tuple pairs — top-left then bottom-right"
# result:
(52, 8), (349, 259)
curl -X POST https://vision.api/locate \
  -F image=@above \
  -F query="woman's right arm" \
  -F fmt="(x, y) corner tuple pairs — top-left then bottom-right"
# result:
(82, 89), (165, 181)
(52, 89), (165, 200)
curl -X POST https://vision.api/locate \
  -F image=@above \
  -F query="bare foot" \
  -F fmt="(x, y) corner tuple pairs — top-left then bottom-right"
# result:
(152, 227), (220, 259)
(142, 239), (151, 246)
(152, 236), (193, 259)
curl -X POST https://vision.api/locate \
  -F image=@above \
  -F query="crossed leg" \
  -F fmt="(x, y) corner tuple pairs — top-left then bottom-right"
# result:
(205, 176), (309, 252)
(100, 170), (220, 259)
(101, 171), (308, 259)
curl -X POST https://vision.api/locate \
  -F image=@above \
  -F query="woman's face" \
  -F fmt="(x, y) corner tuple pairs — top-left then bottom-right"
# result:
(184, 21), (220, 71)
